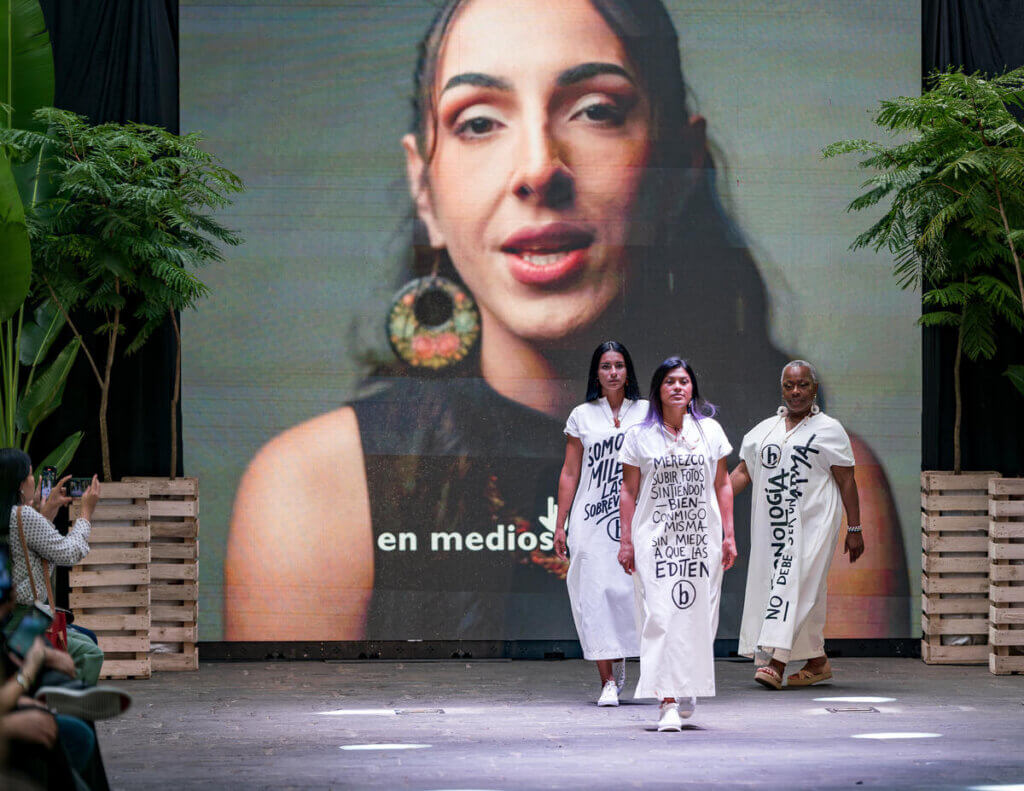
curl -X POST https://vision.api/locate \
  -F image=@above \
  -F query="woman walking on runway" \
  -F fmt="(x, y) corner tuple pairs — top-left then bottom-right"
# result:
(730, 360), (864, 690)
(617, 358), (736, 731)
(554, 341), (646, 707)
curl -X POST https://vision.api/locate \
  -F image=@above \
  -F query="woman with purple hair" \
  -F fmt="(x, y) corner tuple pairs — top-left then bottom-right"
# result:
(617, 357), (736, 731)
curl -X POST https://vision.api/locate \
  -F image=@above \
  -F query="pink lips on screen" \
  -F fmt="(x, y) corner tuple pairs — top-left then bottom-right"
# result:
(501, 224), (595, 286)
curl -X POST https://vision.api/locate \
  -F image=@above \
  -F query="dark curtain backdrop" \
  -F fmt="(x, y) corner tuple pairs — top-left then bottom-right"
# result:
(34, 0), (181, 481)
(26, 1), (1024, 484)
(922, 0), (1024, 475)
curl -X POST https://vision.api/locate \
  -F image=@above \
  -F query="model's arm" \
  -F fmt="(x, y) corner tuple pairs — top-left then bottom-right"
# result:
(553, 437), (584, 561)
(617, 464), (640, 575)
(831, 464), (864, 563)
(729, 460), (751, 496)
(225, 407), (374, 640)
(715, 457), (737, 570)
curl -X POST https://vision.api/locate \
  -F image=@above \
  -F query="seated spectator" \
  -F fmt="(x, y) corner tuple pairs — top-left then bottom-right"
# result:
(0, 545), (115, 790)
(2, 448), (104, 685)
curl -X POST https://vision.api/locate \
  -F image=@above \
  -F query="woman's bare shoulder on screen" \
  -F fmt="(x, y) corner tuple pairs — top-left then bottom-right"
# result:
(226, 407), (374, 640)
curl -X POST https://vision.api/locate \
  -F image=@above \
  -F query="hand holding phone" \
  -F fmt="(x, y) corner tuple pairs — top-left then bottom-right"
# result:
(39, 474), (72, 521)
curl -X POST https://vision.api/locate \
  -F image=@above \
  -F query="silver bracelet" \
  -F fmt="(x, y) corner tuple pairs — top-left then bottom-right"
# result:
(846, 524), (862, 533)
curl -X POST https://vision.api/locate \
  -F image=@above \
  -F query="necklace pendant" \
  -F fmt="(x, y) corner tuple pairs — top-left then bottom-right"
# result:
(614, 418), (620, 428)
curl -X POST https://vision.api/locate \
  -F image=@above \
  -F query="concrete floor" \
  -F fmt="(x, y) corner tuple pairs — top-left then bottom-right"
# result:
(97, 658), (1023, 790)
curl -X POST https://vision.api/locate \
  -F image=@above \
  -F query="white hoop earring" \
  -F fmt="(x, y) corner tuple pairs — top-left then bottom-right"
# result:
(810, 403), (820, 415)
(776, 405), (788, 417)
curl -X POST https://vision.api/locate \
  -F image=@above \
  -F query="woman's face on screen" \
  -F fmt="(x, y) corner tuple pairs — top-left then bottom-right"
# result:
(404, 0), (653, 344)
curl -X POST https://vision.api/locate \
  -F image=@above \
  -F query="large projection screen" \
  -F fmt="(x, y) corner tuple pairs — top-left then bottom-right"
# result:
(181, 0), (921, 643)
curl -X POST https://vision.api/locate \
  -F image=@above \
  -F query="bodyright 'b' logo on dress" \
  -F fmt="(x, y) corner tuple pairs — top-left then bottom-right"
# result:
(760, 444), (781, 469)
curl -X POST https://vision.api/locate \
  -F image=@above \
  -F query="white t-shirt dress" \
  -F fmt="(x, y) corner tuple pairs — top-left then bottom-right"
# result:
(564, 398), (647, 660)
(619, 415), (732, 699)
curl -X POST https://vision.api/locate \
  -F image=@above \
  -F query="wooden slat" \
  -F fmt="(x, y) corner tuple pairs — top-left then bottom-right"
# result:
(96, 482), (149, 499)
(69, 568), (149, 587)
(123, 477), (197, 497)
(922, 613), (988, 634)
(921, 554), (988, 574)
(148, 500), (197, 518)
(990, 606), (1024, 625)
(922, 514), (989, 532)
(989, 627), (1024, 647)
(150, 521), (198, 539)
(151, 625), (198, 642)
(152, 604), (197, 621)
(77, 547), (150, 566)
(69, 590), (149, 608)
(922, 471), (999, 490)
(921, 642), (989, 663)
(990, 500), (1024, 517)
(150, 543), (197, 560)
(990, 542), (1024, 560)
(99, 659), (150, 679)
(150, 563), (198, 581)
(990, 522), (1024, 539)
(990, 565), (1024, 582)
(922, 493), (989, 512)
(86, 525), (150, 543)
(921, 573), (987, 594)
(97, 635), (150, 653)
(921, 534), (989, 553)
(990, 654), (1024, 674)
(152, 652), (198, 672)
(922, 594), (988, 615)
(991, 586), (1024, 603)
(85, 502), (149, 521)
(151, 582), (197, 601)
(73, 614), (150, 631)
(990, 478), (1024, 495)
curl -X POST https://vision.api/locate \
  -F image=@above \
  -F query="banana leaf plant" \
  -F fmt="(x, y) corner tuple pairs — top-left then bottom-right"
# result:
(0, 0), (83, 473)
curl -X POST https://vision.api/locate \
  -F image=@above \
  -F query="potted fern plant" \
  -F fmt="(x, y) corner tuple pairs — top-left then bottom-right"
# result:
(823, 65), (1024, 665)
(1, 108), (244, 481)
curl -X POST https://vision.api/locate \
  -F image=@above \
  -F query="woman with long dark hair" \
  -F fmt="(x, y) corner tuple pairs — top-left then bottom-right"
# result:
(2, 448), (103, 684)
(226, 0), (905, 643)
(554, 341), (646, 706)
(617, 358), (735, 731)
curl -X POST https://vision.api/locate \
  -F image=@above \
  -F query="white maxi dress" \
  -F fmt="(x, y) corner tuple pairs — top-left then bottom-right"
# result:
(736, 412), (855, 662)
(619, 415), (731, 699)
(564, 398), (646, 660)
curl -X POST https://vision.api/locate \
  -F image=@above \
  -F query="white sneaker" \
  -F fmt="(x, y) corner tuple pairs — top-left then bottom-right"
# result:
(678, 696), (696, 719)
(597, 680), (619, 707)
(612, 660), (626, 694)
(657, 700), (682, 732)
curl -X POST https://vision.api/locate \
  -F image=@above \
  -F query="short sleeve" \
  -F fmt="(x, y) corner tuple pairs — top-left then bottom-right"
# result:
(705, 419), (732, 462)
(739, 427), (758, 469)
(618, 426), (641, 467)
(564, 406), (581, 438)
(820, 419), (855, 467)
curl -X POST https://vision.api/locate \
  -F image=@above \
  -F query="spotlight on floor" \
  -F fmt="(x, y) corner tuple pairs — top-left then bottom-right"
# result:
(850, 732), (941, 740)
(814, 696), (896, 704)
(317, 709), (395, 716)
(969, 786), (1024, 791)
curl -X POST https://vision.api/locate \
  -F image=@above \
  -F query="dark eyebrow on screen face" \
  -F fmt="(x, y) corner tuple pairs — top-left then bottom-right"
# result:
(441, 73), (513, 94)
(441, 63), (634, 95)
(557, 62), (634, 86)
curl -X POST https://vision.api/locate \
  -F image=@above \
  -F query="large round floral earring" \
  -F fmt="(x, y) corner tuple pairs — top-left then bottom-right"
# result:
(387, 252), (480, 370)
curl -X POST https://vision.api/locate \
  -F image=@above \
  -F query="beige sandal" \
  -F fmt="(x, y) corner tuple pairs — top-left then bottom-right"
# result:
(786, 661), (832, 687)
(754, 665), (783, 690)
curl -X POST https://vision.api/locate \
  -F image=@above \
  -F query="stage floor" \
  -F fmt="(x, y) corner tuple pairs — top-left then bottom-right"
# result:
(97, 658), (1022, 790)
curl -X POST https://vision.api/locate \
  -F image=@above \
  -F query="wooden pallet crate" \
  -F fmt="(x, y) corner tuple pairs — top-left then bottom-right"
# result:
(989, 478), (1024, 675)
(921, 471), (999, 665)
(70, 482), (151, 679)
(124, 477), (199, 671)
